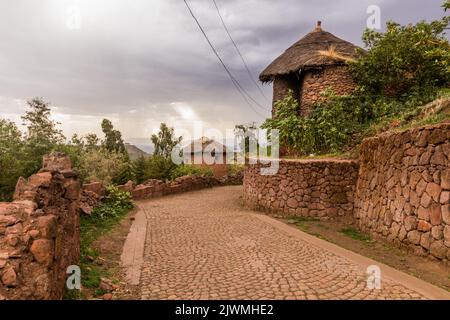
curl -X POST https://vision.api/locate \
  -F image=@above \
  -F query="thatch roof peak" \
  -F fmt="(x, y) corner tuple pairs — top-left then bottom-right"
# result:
(259, 22), (362, 82)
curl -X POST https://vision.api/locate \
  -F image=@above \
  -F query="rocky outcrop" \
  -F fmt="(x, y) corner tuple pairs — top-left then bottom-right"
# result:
(0, 153), (80, 300)
(354, 123), (450, 260)
(244, 159), (359, 218)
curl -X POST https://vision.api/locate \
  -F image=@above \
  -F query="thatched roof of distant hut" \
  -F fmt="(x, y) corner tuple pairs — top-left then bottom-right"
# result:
(259, 22), (362, 82)
(182, 137), (231, 154)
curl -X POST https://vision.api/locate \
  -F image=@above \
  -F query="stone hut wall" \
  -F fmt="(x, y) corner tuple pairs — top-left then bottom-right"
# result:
(272, 75), (300, 116)
(243, 159), (359, 218)
(299, 65), (355, 116)
(271, 65), (355, 117)
(0, 153), (80, 300)
(354, 123), (450, 260)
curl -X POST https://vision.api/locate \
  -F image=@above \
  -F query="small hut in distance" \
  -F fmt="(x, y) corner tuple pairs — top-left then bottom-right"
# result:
(260, 21), (362, 117)
(182, 137), (231, 178)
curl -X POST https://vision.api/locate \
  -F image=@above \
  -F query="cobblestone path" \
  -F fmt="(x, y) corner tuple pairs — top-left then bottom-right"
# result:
(132, 186), (449, 300)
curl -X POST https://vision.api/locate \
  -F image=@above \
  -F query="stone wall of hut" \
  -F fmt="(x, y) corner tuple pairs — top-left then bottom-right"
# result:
(271, 65), (355, 117)
(299, 65), (355, 116)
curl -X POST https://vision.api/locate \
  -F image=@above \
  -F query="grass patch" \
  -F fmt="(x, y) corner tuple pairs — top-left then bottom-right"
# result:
(64, 186), (134, 299)
(340, 227), (371, 243)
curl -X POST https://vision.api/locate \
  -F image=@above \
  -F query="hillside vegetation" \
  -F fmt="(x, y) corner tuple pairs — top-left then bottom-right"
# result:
(262, 2), (450, 158)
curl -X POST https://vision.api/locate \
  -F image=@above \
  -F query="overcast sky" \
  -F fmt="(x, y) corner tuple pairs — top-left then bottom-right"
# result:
(0, 0), (447, 146)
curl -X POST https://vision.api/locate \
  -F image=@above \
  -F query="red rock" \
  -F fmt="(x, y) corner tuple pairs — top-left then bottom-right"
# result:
(430, 241), (447, 259)
(28, 172), (53, 188)
(41, 153), (72, 172)
(440, 191), (449, 204)
(415, 179), (427, 197)
(425, 182), (441, 202)
(417, 220), (431, 232)
(429, 204), (442, 226)
(37, 215), (57, 239)
(441, 170), (450, 190)
(442, 205), (450, 224)
(64, 181), (80, 200)
(102, 293), (113, 300)
(82, 182), (105, 197)
(1, 267), (17, 287)
(417, 206), (429, 221)
(30, 239), (54, 266)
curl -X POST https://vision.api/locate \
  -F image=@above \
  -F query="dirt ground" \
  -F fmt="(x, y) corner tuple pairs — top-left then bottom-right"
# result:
(272, 214), (450, 292)
(83, 208), (141, 300)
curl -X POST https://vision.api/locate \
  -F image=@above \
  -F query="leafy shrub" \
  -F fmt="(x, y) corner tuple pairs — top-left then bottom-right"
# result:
(170, 164), (213, 180)
(228, 164), (244, 175)
(144, 155), (177, 181)
(90, 185), (133, 220)
(0, 120), (26, 200)
(350, 18), (449, 97)
(78, 148), (131, 185)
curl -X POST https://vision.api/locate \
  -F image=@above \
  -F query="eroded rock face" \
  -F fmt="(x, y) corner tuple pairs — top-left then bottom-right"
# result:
(354, 123), (450, 260)
(243, 159), (359, 219)
(0, 153), (80, 300)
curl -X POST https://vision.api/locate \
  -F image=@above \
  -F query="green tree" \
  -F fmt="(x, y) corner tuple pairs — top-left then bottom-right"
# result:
(0, 120), (25, 200)
(21, 97), (65, 175)
(132, 155), (150, 184)
(151, 123), (182, 159)
(101, 119), (126, 155)
(350, 15), (450, 97)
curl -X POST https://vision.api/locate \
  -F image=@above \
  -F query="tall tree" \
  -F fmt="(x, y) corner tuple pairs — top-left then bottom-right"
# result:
(0, 119), (25, 200)
(101, 119), (126, 155)
(151, 123), (182, 159)
(21, 97), (65, 174)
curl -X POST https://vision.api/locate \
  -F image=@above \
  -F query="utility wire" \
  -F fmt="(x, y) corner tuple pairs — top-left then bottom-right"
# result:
(183, 0), (268, 119)
(212, 0), (270, 104)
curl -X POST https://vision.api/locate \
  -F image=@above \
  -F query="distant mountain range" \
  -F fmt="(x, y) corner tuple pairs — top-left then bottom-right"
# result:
(124, 143), (151, 160)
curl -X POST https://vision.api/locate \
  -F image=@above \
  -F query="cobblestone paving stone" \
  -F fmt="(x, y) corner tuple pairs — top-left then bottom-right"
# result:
(139, 186), (427, 300)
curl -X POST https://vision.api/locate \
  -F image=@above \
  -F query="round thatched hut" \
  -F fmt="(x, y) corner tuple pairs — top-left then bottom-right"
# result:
(260, 22), (362, 117)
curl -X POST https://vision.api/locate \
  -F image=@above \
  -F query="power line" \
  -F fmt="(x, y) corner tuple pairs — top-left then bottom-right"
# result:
(183, 0), (268, 119)
(212, 0), (270, 103)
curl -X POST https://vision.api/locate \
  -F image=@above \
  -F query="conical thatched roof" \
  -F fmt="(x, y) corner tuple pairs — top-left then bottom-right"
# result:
(259, 22), (362, 82)
(182, 137), (230, 154)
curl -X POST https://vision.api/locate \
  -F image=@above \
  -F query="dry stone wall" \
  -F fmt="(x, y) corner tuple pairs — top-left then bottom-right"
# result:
(0, 153), (80, 300)
(244, 159), (359, 218)
(299, 65), (356, 116)
(354, 123), (450, 260)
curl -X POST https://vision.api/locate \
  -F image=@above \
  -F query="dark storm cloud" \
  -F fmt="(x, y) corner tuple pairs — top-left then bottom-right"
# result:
(0, 0), (446, 140)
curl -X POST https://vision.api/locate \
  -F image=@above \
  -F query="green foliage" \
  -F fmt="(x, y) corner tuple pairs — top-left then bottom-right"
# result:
(77, 148), (132, 186)
(144, 155), (177, 181)
(101, 119), (127, 155)
(263, 4), (450, 157)
(78, 186), (133, 297)
(0, 98), (67, 200)
(228, 163), (244, 175)
(170, 164), (213, 180)
(350, 17), (450, 97)
(151, 123), (182, 159)
(443, 0), (450, 11)
(0, 120), (25, 200)
(21, 97), (66, 176)
(132, 155), (150, 184)
(340, 227), (372, 242)
(90, 185), (133, 220)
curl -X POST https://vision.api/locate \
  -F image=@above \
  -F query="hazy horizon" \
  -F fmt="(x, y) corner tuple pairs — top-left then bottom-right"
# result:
(0, 0), (447, 145)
